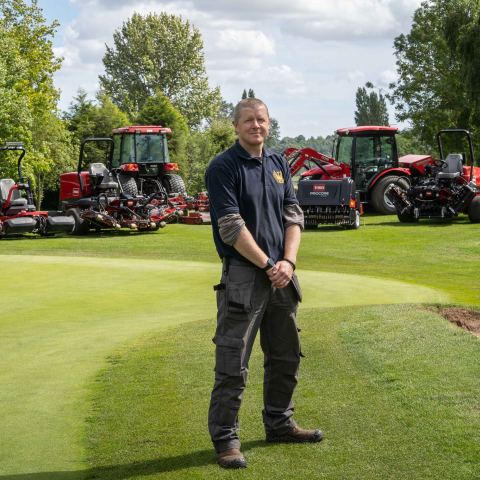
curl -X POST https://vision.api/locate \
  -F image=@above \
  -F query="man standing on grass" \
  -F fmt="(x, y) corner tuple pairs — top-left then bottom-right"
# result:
(205, 98), (323, 469)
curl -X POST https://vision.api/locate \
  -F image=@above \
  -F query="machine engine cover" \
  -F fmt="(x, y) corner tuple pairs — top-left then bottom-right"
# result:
(410, 185), (441, 201)
(297, 177), (355, 206)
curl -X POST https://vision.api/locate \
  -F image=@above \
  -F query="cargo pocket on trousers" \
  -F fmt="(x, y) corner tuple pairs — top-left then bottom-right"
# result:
(227, 281), (254, 313)
(291, 273), (303, 303)
(213, 334), (243, 376)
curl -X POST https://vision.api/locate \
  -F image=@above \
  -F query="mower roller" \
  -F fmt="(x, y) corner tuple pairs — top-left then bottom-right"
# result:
(0, 144), (74, 237)
(59, 138), (182, 235)
(385, 129), (480, 223)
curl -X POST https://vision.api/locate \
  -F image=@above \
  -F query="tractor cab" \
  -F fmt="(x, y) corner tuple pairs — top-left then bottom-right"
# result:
(109, 126), (186, 196)
(335, 126), (400, 194)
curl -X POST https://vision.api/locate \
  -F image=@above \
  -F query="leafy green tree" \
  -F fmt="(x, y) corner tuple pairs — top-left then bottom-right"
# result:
(99, 12), (221, 126)
(387, 0), (480, 155)
(272, 135), (335, 156)
(354, 85), (389, 126)
(136, 91), (189, 171)
(264, 118), (280, 150)
(1, 0), (62, 116)
(241, 89), (247, 100)
(248, 89), (255, 98)
(184, 119), (236, 193)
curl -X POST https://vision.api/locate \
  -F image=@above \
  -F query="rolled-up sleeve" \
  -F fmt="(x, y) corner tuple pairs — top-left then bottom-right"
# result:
(283, 203), (304, 231)
(218, 213), (245, 246)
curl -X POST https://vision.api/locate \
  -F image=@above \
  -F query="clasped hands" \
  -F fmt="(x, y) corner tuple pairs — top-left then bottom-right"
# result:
(266, 260), (293, 289)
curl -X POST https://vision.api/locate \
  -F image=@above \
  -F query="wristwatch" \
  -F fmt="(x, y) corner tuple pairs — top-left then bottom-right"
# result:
(262, 258), (276, 272)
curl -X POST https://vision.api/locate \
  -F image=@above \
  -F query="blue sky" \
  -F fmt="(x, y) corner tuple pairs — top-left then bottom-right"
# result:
(39, 0), (422, 138)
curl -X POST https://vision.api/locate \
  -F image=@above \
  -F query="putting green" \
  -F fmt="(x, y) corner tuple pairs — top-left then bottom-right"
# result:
(0, 255), (447, 476)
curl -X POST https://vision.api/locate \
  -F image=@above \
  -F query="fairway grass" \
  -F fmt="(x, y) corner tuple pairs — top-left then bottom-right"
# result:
(0, 255), (446, 476)
(84, 304), (480, 479)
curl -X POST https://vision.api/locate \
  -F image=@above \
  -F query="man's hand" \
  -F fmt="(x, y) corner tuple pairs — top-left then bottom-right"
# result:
(268, 261), (294, 288)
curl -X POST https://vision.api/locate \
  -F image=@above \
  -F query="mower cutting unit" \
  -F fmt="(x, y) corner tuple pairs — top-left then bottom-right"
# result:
(59, 138), (181, 235)
(0, 144), (74, 237)
(285, 147), (362, 229)
(168, 191), (211, 225)
(385, 129), (480, 223)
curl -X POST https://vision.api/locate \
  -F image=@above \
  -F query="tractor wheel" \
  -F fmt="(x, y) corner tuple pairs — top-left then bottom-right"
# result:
(118, 173), (138, 196)
(66, 208), (90, 236)
(143, 179), (166, 196)
(346, 210), (361, 229)
(163, 174), (187, 195)
(371, 175), (410, 215)
(468, 196), (480, 223)
(397, 211), (419, 223)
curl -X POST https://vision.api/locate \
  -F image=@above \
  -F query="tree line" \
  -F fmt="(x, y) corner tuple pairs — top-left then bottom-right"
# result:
(0, 0), (478, 208)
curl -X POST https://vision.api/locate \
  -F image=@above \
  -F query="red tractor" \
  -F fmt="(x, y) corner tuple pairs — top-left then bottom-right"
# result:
(0, 143), (75, 237)
(59, 138), (181, 235)
(287, 126), (411, 215)
(110, 125), (187, 196)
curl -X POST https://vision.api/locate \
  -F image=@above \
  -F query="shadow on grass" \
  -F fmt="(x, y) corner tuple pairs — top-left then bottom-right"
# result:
(0, 440), (268, 479)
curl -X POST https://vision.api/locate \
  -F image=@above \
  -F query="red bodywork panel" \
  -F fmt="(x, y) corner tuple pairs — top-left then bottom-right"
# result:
(164, 163), (179, 171)
(111, 125), (172, 134)
(368, 168), (412, 188)
(118, 163), (139, 172)
(336, 126), (399, 135)
(60, 172), (92, 201)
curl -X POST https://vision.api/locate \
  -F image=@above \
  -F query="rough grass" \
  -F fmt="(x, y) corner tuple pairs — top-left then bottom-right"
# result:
(83, 304), (480, 479)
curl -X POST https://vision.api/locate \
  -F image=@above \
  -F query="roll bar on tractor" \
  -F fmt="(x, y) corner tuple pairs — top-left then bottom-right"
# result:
(0, 142), (34, 205)
(77, 138), (114, 199)
(437, 129), (475, 182)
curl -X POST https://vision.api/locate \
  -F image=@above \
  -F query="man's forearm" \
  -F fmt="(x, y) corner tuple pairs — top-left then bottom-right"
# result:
(233, 226), (270, 269)
(283, 224), (301, 263)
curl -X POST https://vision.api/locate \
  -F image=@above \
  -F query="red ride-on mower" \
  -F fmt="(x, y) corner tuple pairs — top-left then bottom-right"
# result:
(385, 129), (480, 223)
(59, 138), (181, 235)
(0, 143), (74, 237)
(285, 147), (362, 229)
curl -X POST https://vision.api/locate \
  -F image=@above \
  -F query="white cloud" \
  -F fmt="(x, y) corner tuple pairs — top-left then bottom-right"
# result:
(215, 30), (275, 57)
(347, 70), (365, 82)
(378, 68), (397, 86)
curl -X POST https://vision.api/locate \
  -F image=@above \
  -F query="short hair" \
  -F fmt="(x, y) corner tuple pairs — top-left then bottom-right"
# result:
(234, 98), (269, 123)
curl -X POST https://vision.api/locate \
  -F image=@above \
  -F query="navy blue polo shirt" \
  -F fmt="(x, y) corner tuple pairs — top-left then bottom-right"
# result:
(205, 139), (298, 263)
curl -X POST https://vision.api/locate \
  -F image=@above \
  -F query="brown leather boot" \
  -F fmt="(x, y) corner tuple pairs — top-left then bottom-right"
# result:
(217, 448), (248, 469)
(266, 426), (323, 443)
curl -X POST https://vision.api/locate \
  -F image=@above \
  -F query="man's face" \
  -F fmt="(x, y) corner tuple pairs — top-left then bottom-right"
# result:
(233, 106), (270, 147)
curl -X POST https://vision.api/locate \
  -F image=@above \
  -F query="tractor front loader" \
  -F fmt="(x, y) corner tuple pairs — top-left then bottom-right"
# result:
(0, 144), (74, 237)
(59, 138), (182, 235)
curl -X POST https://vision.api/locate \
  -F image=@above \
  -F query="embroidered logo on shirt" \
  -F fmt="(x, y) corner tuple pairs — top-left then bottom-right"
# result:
(273, 170), (284, 183)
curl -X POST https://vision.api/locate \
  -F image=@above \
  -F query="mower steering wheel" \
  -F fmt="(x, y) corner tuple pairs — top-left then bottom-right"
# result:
(434, 159), (448, 169)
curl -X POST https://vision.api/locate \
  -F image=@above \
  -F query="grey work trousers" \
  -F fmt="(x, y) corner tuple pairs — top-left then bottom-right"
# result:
(208, 260), (303, 453)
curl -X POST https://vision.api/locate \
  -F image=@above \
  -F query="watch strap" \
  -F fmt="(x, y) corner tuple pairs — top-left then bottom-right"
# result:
(283, 258), (296, 271)
(262, 258), (275, 272)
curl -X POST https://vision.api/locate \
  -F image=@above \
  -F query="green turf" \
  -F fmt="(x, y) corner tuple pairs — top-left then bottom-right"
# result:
(0, 255), (445, 477)
(81, 304), (480, 479)
(1, 213), (479, 303)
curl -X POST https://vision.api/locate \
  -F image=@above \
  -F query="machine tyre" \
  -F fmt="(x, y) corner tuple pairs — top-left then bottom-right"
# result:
(397, 211), (419, 223)
(346, 210), (361, 230)
(467, 196), (480, 223)
(163, 174), (187, 195)
(371, 175), (410, 215)
(118, 174), (138, 196)
(66, 208), (90, 236)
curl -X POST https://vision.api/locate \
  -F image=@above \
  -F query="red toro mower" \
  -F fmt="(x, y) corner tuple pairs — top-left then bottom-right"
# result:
(385, 129), (480, 222)
(0, 143), (74, 237)
(287, 126), (412, 216)
(59, 138), (181, 235)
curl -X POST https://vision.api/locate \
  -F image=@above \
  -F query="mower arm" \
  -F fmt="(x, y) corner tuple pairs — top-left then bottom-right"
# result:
(285, 147), (350, 177)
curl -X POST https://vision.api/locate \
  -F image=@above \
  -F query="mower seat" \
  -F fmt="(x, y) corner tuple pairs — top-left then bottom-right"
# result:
(88, 163), (119, 189)
(0, 179), (27, 206)
(437, 154), (463, 180)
